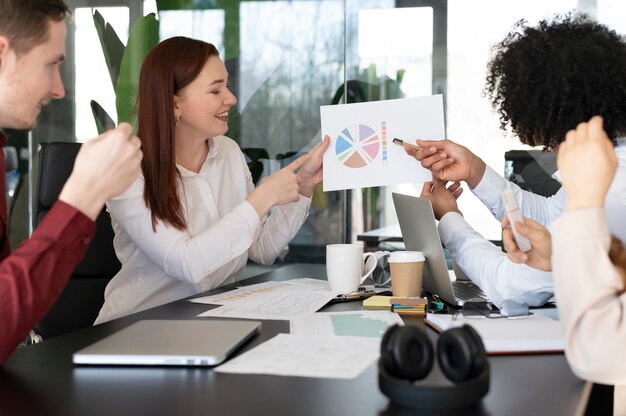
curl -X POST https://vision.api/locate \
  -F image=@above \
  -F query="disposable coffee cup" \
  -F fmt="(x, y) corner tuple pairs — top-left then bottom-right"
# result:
(388, 251), (425, 297)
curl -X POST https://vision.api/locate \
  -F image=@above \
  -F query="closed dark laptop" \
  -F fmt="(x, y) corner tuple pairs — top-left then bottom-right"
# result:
(73, 319), (261, 366)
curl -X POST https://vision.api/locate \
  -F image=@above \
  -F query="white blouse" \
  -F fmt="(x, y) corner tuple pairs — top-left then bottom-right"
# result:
(95, 135), (310, 324)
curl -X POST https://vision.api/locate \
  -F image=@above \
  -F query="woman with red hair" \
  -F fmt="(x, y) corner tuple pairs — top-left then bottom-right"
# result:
(95, 37), (328, 323)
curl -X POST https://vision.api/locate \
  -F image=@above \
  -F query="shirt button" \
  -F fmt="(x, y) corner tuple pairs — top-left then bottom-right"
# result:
(82, 237), (91, 245)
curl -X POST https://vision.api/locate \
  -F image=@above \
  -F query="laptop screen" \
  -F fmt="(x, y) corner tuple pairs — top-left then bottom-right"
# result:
(392, 192), (463, 305)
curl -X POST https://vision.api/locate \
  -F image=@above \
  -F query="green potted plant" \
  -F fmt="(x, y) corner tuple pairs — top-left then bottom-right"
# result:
(90, 10), (159, 133)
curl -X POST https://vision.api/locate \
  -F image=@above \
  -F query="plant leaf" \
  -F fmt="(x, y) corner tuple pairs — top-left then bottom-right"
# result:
(156, 0), (191, 11)
(115, 13), (160, 129)
(92, 10), (125, 89)
(396, 69), (405, 86)
(90, 100), (115, 135)
(156, 0), (220, 11)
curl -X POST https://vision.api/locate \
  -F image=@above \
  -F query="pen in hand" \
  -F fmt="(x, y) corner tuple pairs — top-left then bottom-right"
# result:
(393, 138), (421, 151)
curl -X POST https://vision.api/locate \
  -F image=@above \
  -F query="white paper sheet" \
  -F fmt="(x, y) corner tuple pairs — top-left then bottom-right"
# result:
(192, 279), (336, 320)
(426, 313), (565, 354)
(190, 278), (331, 305)
(290, 310), (403, 337)
(215, 334), (380, 379)
(320, 95), (445, 191)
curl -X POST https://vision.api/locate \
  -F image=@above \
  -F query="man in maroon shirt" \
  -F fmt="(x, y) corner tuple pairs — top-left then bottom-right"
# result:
(0, 0), (143, 362)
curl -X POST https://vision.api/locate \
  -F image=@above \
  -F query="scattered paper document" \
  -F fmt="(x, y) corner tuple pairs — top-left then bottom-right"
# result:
(215, 334), (380, 379)
(290, 310), (403, 337)
(198, 292), (334, 320)
(190, 279), (331, 305)
(192, 279), (336, 320)
(426, 313), (565, 354)
(320, 95), (445, 191)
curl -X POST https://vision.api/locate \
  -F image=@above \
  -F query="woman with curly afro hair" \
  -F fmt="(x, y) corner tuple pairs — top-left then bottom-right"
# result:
(401, 13), (626, 312)
(485, 14), (626, 150)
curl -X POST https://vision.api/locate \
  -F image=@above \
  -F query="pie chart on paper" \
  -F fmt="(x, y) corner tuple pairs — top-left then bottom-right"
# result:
(335, 124), (380, 168)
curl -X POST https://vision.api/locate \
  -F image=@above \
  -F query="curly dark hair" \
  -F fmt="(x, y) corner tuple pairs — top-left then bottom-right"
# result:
(485, 13), (626, 149)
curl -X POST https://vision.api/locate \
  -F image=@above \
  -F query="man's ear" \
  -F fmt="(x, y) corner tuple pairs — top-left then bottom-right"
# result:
(0, 36), (11, 70)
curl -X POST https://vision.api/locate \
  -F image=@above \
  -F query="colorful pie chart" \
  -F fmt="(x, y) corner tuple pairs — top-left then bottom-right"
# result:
(335, 124), (380, 168)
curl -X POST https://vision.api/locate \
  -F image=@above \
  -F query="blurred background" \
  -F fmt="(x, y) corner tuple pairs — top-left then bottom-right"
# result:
(7, 0), (623, 266)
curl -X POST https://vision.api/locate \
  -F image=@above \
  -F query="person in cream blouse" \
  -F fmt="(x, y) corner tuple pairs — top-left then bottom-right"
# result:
(503, 116), (626, 415)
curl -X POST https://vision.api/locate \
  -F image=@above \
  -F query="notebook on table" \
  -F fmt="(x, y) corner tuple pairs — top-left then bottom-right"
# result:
(392, 193), (488, 306)
(73, 319), (261, 366)
(426, 312), (564, 354)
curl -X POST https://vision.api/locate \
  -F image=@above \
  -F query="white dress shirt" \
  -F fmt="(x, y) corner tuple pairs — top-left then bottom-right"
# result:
(438, 144), (626, 307)
(95, 136), (310, 324)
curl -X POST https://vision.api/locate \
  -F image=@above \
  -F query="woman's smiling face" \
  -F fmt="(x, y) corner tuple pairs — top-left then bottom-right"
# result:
(174, 55), (237, 139)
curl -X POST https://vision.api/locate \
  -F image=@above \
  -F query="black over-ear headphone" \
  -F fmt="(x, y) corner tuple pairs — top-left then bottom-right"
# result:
(378, 324), (490, 411)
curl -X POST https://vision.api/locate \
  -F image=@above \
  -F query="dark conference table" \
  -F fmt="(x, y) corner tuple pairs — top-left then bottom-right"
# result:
(1, 263), (587, 416)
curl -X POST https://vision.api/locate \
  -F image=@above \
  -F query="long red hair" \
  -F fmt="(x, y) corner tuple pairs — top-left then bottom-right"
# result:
(136, 36), (219, 230)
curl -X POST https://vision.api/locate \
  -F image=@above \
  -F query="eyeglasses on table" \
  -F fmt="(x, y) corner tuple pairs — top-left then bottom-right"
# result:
(452, 298), (531, 321)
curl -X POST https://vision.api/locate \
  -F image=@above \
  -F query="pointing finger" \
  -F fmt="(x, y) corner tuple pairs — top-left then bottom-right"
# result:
(286, 154), (310, 171)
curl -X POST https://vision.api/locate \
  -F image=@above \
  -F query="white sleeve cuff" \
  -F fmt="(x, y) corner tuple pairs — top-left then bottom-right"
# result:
(472, 165), (508, 200)
(438, 212), (470, 246)
(237, 200), (262, 232)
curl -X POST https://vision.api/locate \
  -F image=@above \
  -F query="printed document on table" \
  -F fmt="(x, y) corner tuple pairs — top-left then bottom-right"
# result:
(426, 313), (565, 354)
(290, 310), (403, 337)
(190, 279), (331, 305)
(192, 279), (336, 320)
(215, 334), (380, 379)
(320, 95), (445, 191)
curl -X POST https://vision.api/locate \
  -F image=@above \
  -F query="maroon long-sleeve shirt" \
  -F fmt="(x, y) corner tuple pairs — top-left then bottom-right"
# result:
(0, 133), (95, 363)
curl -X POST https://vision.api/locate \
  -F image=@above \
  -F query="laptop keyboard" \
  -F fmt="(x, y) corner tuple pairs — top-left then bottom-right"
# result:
(452, 281), (489, 301)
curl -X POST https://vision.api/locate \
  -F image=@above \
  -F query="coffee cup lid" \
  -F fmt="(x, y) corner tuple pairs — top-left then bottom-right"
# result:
(388, 251), (425, 263)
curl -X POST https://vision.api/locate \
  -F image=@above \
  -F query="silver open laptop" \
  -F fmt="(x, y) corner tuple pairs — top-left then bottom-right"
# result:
(392, 192), (488, 306)
(73, 319), (261, 366)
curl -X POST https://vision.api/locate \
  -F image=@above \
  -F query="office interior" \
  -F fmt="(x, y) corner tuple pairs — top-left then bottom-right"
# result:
(3, 1), (623, 414)
(10, 0), (619, 268)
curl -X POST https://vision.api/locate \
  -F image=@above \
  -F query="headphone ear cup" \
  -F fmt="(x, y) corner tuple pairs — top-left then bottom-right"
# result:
(437, 324), (488, 383)
(386, 325), (434, 382)
(380, 324), (401, 376)
(381, 324), (400, 355)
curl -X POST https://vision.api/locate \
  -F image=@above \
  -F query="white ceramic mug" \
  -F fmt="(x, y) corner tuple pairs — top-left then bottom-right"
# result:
(326, 244), (377, 293)
(368, 250), (392, 286)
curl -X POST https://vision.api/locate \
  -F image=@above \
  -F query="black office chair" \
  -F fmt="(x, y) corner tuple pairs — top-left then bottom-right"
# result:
(34, 142), (120, 339)
(4, 146), (20, 217)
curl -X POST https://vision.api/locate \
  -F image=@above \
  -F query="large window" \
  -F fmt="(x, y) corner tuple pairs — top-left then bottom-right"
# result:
(74, 7), (128, 141)
(19, 0), (626, 259)
(446, 0), (578, 239)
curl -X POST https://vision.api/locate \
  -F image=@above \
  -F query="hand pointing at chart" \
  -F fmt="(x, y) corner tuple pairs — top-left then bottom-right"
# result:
(247, 155), (310, 219)
(320, 96), (445, 191)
